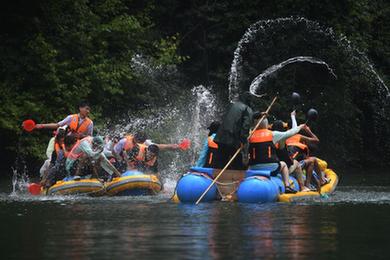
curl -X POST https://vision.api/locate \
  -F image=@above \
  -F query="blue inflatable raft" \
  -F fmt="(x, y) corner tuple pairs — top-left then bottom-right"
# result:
(173, 159), (338, 203)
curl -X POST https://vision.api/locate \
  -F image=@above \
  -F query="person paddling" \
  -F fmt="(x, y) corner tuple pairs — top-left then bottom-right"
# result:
(35, 101), (93, 139)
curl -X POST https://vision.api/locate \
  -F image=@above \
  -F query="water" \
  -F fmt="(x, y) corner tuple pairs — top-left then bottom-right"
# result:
(1, 176), (390, 259)
(249, 56), (337, 97)
(229, 17), (389, 101)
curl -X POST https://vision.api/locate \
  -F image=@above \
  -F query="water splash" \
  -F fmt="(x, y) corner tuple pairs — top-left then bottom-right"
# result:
(228, 17), (389, 101)
(101, 85), (218, 194)
(249, 56), (337, 97)
(11, 166), (30, 196)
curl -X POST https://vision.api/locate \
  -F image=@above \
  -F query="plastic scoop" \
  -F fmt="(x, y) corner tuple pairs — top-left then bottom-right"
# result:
(22, 119), (36, 132)
(28, 183), (41, 195)
(178, 138), (191, 150)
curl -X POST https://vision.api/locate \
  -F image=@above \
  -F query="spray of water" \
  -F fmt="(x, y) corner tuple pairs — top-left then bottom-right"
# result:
(249, 56), (337, 97)
(101, 85), (218, 194)
(229, 17), (389, 101)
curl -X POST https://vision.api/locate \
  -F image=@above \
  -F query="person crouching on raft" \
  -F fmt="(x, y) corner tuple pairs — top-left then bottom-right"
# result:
(248, 113), (305, 193)
(66, 136), (121, 179)
(41, 134), (78, 189)
(34, 101), (93, 139)
(286, 122), (326, 191)
(271, 114), (311, 192)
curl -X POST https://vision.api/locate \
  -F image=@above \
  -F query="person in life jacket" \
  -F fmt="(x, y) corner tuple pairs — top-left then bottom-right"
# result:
(35, 101), (94, 139)
(112, 131), (148, 172)
(272, 114), (311, 192)
(248, 113), (305, 193)
(39, 126), (69, 178)
(132, 144), (160, 174)
(196, 121), (220, 168)
(66, 136), (121, 179)
(41, 134), (78, 189)
(285, 122), (326, 190)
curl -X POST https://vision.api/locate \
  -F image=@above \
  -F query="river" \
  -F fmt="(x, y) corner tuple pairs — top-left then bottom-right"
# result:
(1, 173), (389, 259)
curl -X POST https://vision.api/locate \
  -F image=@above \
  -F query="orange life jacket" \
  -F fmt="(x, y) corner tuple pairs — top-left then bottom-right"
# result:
(67, 136), (93, 161)
(68, 114), (92, 135)
(127, 144), (147, 168)
(248, 129), (279, 165)
(54, 142), (67, 158)
(204, 136), (218, 168)
(286, 134), (309, 160)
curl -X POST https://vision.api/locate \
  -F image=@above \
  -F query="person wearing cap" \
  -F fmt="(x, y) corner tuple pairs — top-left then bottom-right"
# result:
(213, 92), (254, 170)
(34, 101), (93, 139)
(195, 121), (220, 167)
(66, 135), (120, 178)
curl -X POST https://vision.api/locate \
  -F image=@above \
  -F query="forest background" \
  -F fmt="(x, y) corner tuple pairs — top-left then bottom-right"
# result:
(0, 0), (389, 176)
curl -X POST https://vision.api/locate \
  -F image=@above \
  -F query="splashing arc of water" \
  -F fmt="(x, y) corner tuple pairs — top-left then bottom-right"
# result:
(228, 17), (389, 101)
(249, 56), (337, 97)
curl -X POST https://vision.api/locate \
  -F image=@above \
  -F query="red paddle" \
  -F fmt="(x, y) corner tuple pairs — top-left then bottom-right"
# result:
(28, 183), (41, 195)
(22, 119), (36, 132)
(178, 138), (191, 150)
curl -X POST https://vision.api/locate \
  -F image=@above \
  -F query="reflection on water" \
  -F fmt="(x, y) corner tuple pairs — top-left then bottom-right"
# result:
(1, 181), (390, 259)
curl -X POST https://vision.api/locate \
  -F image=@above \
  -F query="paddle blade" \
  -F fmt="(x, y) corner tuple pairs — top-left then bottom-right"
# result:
(179, 138), (191, 150)
(291, 92), (301, 104)
(307, 108), (319, 122)
(22, 119), (36, 132)
(28, 183), (41, 195)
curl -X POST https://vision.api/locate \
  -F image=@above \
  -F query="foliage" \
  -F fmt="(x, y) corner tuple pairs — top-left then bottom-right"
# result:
(0, 0), (389, 173)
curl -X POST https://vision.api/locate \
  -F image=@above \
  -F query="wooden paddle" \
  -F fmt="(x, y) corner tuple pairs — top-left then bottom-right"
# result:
(195, 96), (278, 204)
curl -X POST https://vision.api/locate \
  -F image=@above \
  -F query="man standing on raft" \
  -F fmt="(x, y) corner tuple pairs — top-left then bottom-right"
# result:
(34, 101), (93, 139)
(213, 92), (253, 170)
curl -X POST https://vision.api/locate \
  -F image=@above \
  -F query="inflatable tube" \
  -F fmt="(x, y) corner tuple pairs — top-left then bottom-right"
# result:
(237, 176), (279, 203)
(176, 173), (217, 203)
(105, 170), (162, 196)
(46, 178), (104, 196)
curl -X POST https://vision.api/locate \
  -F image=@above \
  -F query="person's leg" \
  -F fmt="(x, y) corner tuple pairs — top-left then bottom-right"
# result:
(304, 158), (314, 187)
(290, 160), (308, 191)
(213, 144), (229, 169)
(304, 157), (321, 191)
(312, 157), (326, 185)
(279, 161), (289, 187)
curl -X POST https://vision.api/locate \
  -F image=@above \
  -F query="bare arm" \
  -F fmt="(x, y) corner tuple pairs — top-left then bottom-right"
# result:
(301, 126), (319, 144)
(291, 110), (297, 128)
(155, 144), (179, 150)
(35, 123), (59, 129)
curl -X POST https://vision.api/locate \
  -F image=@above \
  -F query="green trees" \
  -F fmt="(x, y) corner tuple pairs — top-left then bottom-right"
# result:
(0, 0), (388, 173)
(0, 0), (185, 171)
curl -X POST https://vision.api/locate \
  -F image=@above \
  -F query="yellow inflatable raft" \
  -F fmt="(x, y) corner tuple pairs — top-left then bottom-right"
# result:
(45, 178), (105, 196)
(105, 170), (162, 196)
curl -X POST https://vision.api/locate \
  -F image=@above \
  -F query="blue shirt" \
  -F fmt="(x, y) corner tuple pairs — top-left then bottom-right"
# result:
(196, 133), (216, 167)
